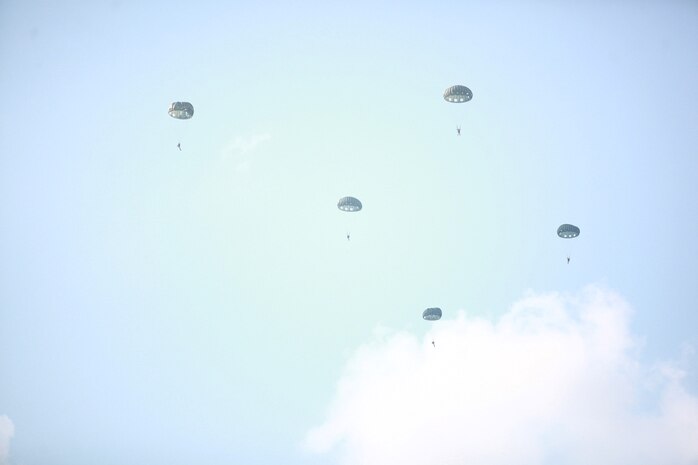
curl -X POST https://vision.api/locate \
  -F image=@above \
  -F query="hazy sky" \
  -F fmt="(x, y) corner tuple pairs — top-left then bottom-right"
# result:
(1, 1), (697, 464)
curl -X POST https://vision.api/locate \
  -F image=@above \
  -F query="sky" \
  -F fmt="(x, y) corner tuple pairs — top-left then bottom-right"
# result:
(1, 1), (697, 464)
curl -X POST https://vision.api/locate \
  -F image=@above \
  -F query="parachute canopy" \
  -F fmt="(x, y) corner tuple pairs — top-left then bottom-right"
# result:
(443, 85), (472, 103)
(422, 307), (442, 321)
(557, 224), (580, 238)
(168, 102), (194, 119)
(337, 196), (362, 212)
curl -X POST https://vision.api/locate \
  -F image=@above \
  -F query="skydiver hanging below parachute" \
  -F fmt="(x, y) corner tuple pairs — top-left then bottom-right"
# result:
(423, 307), (442, 348)
(337, 196), (362, 241)
(169, 101), (193, 152)
(444, 85), (472, 137)
(557, 224), (580, 264)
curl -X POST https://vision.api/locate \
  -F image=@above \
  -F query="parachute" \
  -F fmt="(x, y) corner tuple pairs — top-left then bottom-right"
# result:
(422, 307), (442, 321)
(337, 196), (362, 212)
(168, 102), (194, 120)
(423, 307), (442, 347)
(443, 85), (473, 103)
(557, 224), (580, 238)
(443, 85), (472, 136)
(168, 102), (194, 151)
(337, 196), (362, 240)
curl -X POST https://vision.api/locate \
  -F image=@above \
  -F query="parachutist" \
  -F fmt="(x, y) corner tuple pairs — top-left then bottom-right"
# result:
(177, 142), (181, 151)
(558, 225), (579, 265)
(338, 197), (361, 243)
(457, 126), (461, 136)
(424, 308), (441, 349)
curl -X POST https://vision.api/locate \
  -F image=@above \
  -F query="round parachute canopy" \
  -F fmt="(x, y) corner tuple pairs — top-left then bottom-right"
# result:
(168, 102), (194, 119)
(422, 307), (442, 321)
(557, 224), (580, 238)
(337, 196), (362, 212)
(443, 85), (473, 103)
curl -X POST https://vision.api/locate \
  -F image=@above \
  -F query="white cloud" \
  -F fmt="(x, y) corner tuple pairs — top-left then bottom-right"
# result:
(304, 287), (698, 465)
(0, 415), (14, 465)
(221, 133), (271, 173)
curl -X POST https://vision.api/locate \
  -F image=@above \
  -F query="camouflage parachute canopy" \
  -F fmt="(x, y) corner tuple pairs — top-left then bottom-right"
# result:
(422, 307), (442, 321)
(443, 85), (473, 103)
(168, 102), (194, 119)
(557, 224), (580, 238)
(337, 196), (362, 212)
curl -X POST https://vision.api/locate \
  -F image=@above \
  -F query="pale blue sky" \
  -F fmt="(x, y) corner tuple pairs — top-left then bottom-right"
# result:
(1, 1), (697, 464)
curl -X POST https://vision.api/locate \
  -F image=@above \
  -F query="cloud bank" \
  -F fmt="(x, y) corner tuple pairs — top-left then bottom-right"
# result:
(304, 287), (698, 465)
(0, 415), (14, 465)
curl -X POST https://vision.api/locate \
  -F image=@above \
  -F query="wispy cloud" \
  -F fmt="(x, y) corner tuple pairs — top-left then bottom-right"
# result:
(304, 287), (698, 465)
(0, 415), (14, 465)
(221, 133), (271, 173)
